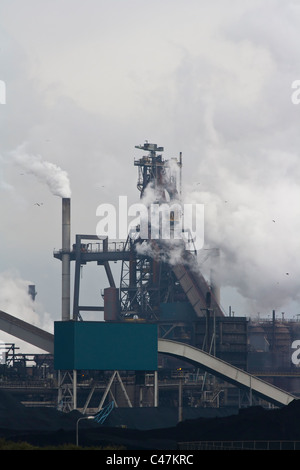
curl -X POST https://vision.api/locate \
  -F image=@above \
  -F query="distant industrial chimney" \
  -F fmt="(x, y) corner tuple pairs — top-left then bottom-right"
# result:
(62, 198), (71, 321)
(28, 284), (37, 301)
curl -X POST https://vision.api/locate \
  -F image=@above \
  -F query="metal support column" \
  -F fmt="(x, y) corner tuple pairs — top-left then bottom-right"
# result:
(178, 376), (183, 422)
(73, 369), (77, 409)
(154, 370), (158, 407)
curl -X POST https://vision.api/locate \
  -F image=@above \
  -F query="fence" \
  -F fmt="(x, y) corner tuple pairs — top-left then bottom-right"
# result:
(178, 440), (300, 450)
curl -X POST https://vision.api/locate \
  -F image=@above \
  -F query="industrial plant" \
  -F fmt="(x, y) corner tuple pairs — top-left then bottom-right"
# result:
(0, 142), (299, 425)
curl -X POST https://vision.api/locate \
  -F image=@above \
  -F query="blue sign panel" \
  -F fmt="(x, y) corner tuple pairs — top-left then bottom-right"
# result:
(54, 321), (158, 371)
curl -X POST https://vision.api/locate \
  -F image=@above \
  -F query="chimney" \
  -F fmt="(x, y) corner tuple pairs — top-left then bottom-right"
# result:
(28, 284), (37, 301)
(62, 198), (71, 321)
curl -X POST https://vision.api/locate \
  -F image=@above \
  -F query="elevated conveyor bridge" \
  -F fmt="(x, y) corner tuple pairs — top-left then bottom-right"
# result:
(172, 251), (224, 318)
(0, 309), (54, 354)
(158, 339), (297, 407)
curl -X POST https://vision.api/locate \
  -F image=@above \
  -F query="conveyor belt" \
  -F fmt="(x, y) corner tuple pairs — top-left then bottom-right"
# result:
(172, 251), (224, 317)
(158, 339), (297, 407)
(0, 309), (54, 353)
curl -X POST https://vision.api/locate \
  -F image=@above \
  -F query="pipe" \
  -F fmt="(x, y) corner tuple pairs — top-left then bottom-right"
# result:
(62, 198), (71, 321)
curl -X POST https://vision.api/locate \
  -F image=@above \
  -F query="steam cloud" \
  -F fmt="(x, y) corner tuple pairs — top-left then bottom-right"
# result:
(11, 144), (71, 198)
(0, 271), (39, 324)
(186, 147), (300, 315)
(0, 270), (53, 352)
(131, 147), (300, 316)
(133, 179), (193, 267)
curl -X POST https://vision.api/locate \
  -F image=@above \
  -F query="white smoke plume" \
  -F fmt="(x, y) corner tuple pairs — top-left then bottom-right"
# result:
(132, 145), (300, 316)
(184, 146), (300, 315)
(0, 270), (53, 353)
(0, 271), (39, 324)
(0, 154), (13, 192)
(134, 180), (193, 267)
(11, 143), (71, 198)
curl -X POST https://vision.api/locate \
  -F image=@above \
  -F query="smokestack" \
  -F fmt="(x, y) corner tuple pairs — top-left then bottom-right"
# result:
(62, 198), (71, 321)
(28, 284), (37, 301)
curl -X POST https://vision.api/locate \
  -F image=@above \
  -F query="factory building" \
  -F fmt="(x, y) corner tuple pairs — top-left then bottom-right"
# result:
(0, 143), (299, 418)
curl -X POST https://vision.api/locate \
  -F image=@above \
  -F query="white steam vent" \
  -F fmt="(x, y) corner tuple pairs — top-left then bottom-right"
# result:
(11, 143), (71, 198)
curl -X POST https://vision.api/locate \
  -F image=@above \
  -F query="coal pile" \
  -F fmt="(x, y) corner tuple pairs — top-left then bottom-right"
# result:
(174, 400), (300, 442)
(0, 390), (84, 446)
(83, 399), (300, 449)
(1, 389), (300, 449)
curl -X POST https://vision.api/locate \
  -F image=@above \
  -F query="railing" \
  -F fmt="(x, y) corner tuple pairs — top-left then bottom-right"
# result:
(178, 440), (300, 450)
(81, 241), (127, 252)
(0, 379), (55, 389)
(54, 240), (128, 255)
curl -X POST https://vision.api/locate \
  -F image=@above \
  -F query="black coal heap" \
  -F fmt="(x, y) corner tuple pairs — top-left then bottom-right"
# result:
(1, 389), (300, 449)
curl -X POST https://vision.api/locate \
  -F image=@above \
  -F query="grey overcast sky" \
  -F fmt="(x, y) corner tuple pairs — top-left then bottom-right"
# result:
(1, 0), (300, 350)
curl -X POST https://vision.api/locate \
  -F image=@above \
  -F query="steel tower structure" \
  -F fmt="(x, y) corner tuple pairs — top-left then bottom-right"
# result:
(119, 142), (185, 320)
